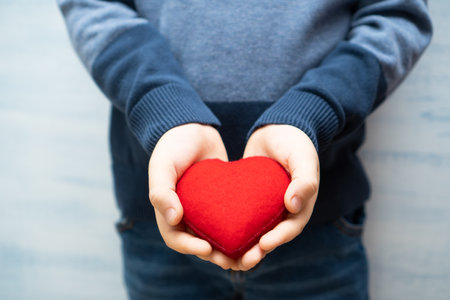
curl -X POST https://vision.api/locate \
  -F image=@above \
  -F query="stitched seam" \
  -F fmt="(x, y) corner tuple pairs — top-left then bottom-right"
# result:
(185, 208), (287, 256)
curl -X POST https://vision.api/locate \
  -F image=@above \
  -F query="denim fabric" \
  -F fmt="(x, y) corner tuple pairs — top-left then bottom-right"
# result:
(117, 206), (368, 300)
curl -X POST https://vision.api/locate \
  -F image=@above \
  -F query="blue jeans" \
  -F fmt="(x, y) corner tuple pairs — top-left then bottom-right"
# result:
(117, 207), (368, 300)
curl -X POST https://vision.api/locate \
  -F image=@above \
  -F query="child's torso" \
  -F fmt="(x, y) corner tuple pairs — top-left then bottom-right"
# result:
(135, 0), (356, 102)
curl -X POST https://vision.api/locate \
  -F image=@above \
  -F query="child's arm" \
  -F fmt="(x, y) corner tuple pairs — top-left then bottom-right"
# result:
(58, 0), (220, 152)
(148, 124), (227, 257)
(58, 0), (230, 265)
(148, 123), (251, 270)
(241, 0), (433, 269)
(241, 125), (319, 269)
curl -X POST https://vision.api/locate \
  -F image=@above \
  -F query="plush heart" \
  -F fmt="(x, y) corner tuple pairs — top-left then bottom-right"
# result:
(176, 156), (290, 259)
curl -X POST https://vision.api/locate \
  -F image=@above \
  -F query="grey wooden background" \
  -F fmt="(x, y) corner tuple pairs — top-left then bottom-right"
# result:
(0, 1), (448, 299)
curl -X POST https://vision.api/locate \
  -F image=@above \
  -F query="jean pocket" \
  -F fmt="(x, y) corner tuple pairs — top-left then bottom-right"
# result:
(332, 205), (365, 238)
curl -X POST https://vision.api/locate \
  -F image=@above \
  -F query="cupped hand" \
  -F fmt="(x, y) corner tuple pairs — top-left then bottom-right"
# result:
(238, 124), (320, 270)
(148, 123), (243, 270)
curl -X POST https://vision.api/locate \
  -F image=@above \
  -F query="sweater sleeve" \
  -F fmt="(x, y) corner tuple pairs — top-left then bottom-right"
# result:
(249, 0), (433, 153)
(57, 0), (220, 154)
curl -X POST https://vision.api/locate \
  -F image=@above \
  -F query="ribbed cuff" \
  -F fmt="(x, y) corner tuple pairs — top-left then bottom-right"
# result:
(249, 90), (340, 152)
(128, 83), (221, 154)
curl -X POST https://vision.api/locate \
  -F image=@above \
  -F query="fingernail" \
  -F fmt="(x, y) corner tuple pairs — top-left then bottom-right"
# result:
(291, 197), (302, 213)
(165, 208), (176, 224)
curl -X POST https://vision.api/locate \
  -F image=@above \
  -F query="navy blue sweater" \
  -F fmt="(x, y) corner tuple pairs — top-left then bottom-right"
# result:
(58, 0), (432, 223)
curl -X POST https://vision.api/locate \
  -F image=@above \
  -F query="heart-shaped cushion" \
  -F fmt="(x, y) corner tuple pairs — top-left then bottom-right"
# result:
(176, 156), (290, 259)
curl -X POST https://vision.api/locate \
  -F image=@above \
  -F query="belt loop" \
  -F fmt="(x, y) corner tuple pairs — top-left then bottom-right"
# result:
(116, 217), (135, 233)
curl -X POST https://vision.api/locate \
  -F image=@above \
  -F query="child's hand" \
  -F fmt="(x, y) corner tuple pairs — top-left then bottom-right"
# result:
(240, 124), (320, 270)
(148, 123), (242, 270)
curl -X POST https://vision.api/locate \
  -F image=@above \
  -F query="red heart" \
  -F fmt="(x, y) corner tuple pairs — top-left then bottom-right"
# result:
(176, 156), (290, 259)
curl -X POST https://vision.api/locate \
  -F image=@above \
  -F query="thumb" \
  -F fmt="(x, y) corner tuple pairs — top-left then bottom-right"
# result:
(148, 159), (184, 226)
(283, 152), (319, 215)
(149, 187), (183, 226)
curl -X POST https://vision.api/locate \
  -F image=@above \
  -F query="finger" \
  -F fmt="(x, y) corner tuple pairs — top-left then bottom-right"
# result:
(259, 179), (317, 253)
(283, 152), (319, 214)
(197, 250), (239, 270)
(149, 187), (183, 226)
(167, 231), (212, 256)
(156, 210), (212, 256)
(239, 244), (266, 271)
(259, 211), (310, 252)
(188, 227), (239, 270)
(148, 151), (184, 225)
